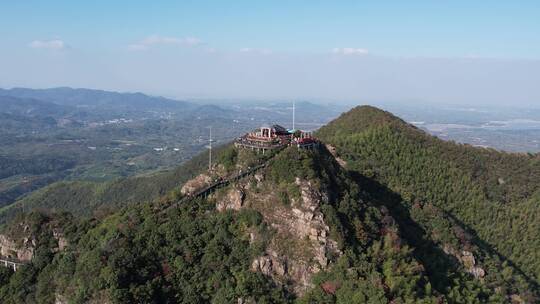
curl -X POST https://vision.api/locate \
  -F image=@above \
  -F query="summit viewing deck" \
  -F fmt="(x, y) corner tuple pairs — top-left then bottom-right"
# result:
(234, 124), (319, 154)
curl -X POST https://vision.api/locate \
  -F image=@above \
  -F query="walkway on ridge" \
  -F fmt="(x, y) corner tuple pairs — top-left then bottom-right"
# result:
(0, 256), (26, 271)
(162, 150), (280, 213)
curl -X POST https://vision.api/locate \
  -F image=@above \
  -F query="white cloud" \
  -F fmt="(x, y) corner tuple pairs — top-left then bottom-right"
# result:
(332, 47), (369, 55)
(240, 48), (272, 55)
(29, 39), (66, 50)
(128, 35), (203, 51)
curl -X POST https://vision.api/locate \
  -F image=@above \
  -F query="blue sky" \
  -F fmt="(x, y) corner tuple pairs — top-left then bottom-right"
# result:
(1, 1), (539, 104)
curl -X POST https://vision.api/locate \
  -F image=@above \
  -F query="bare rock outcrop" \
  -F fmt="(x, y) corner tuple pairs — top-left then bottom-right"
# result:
(325, 144), (346, 168)
(251, 249), (320, 294)
(510, 294), (525, 304)
(250, 177), (341, 295)
(216, 187), (245, 211)
(53, 228), (68, 252)
(254, 172), (265, 188)
(237, 297), (255, 304)
(55, 293), (69, 304)
(443, 245), (486, 279)
(210, 167), (341, 295)
(461, 250), (486, 278)
(181, 173), (213, 196)
(0, 234), (34, 261)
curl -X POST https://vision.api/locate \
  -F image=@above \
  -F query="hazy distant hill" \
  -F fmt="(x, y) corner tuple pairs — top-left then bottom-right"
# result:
(0, 95), (74, 118)
(0, 87), (196, 114)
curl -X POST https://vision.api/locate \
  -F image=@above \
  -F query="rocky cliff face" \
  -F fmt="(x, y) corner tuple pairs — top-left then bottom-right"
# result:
(443, 245), (486, 279)
(216, 186), (245, 211)
(0, 216), (70, 262)
(181, 164), (234, 197)
(0, 234), (34, 261)
(325, 144), (346, 168)
(211, 170), (341, 295)
(180, 173), (213, 196)
(52, 228), (68, 252)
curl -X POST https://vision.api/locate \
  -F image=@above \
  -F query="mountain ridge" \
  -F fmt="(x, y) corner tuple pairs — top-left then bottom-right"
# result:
(317, 105), (540, 300)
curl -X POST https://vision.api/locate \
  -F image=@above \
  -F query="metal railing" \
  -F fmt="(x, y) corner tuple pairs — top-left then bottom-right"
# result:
(0, 257), (26, 271)
(162, 160), (271, 213)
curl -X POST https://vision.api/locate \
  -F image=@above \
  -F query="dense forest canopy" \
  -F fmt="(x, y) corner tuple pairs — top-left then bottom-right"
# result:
(317, 106), (540, 291)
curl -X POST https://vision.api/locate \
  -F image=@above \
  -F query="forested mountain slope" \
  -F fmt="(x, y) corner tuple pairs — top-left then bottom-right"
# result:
(317, 106), (540, 296)
(0, 146), (446, 303)
(0, 145), (231, 225)
(0, 144), (537, 303)
(0, 106), (538, 303)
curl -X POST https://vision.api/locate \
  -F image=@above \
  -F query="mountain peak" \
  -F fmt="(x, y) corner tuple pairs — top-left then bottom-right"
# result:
(316, 105), (413, 139)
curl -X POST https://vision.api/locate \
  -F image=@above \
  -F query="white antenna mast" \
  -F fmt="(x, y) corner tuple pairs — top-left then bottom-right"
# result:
(292, 101), (296, 130)
(209, 126), (212, 171)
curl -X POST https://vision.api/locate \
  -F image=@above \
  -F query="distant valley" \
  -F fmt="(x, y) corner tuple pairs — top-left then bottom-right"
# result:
(0, 88), (345, 208)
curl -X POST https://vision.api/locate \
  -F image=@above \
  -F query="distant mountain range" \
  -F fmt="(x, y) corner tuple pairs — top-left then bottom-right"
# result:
(0, 87), (195, 113)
